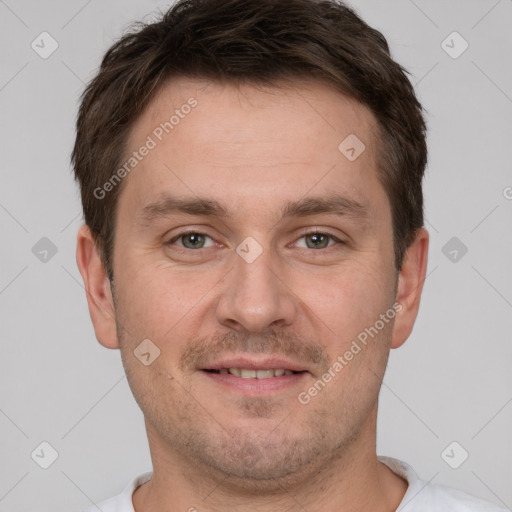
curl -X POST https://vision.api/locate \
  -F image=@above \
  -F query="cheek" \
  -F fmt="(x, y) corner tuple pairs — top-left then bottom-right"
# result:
(117, 258), (193, 315)
(305, 260), (393, 335)
(114, 261), (219, 362)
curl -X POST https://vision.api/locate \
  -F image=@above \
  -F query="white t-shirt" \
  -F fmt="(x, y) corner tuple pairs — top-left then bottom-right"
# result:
(83, 456), (508, 511)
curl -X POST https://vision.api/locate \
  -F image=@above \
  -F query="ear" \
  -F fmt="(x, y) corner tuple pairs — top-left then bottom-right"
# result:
(391, 228), (429, 349)
(76, 224), (119, 349)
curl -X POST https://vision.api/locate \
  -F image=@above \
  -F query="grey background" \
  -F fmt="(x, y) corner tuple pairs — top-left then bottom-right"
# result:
(0, 0), (511, 510)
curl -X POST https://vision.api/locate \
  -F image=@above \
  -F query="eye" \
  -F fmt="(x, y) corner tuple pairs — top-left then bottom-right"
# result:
(166, 230), (344, 252)
(167, 231), (216, 250)
(295, 231), (343, 249)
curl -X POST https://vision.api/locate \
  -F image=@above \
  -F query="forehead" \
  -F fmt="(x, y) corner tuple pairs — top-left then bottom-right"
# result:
(118, 77), (386, 222)
(137, 76), (377, 158)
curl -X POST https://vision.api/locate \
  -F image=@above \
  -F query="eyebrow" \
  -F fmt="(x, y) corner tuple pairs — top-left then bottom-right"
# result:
(135, 193), (369, 227)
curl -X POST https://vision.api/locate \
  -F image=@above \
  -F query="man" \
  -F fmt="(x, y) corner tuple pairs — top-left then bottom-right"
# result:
(73, 0), (506, 510)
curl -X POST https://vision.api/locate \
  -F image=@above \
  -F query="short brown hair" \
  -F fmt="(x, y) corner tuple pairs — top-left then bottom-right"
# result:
(71, 0), (427, 281)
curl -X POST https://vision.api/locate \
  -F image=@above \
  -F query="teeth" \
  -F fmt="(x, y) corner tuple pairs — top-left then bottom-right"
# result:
(256, 369), (274, 379)
(224, 368), (295, 379)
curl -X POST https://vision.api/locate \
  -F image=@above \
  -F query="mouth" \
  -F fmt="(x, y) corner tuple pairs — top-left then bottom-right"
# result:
(199, 356), (310, 395)
(203, 368), (305, 379)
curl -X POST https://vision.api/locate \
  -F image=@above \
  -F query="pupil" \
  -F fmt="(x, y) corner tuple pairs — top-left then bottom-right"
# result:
(308, 233), (327, 248)
(185, 233), (203, 248)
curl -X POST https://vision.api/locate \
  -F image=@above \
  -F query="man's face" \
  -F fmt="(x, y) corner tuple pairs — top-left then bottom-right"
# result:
(110, 78), (398, 485)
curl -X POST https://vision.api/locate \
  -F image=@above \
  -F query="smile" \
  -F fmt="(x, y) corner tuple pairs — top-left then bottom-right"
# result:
(205, 368), (298, 379)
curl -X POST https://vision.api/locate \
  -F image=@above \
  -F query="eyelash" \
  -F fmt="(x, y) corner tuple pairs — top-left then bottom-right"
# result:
(166, 229), (345, 251)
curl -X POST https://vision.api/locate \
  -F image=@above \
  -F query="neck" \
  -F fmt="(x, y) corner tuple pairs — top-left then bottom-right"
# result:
(132, 407), (407, 512)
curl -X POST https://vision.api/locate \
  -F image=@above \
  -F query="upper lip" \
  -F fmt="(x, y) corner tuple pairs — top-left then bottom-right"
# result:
(201, 355), (309, 373)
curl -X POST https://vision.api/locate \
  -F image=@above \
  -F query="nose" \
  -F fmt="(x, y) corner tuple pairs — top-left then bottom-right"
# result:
(215, 244), (298, 334)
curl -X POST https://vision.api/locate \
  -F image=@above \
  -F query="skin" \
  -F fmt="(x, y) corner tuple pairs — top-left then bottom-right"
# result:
(76, 77), (429, 512)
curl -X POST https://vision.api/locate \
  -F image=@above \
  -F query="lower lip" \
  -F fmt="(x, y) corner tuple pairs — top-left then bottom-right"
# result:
(200, 370), (308, 395)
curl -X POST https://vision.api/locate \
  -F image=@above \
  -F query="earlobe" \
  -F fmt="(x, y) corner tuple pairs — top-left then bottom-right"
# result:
(390, 228), (429, 349)
(76, 224), (120, 349)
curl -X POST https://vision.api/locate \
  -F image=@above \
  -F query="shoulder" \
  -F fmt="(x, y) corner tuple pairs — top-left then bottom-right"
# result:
(379, 456), (508, 512)
(81, 472), (153, 512)
(415, 481), (509, 511)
